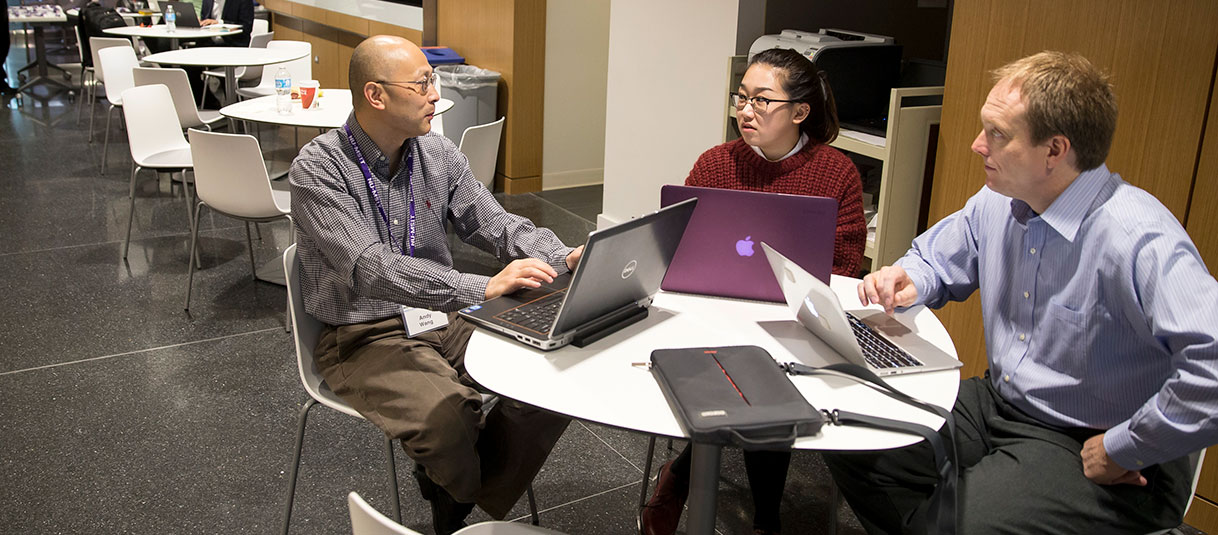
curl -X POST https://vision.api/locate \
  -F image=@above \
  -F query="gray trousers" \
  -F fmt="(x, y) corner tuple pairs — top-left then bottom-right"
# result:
(315, 313), (570, 518)
(823, 376), (1193, 534)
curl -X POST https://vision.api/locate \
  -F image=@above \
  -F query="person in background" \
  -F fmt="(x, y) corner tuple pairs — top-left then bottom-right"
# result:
(0, 5), (15, 95)
(641, 48), (866, 535)
(826, 51), (1218, 533)
(290, 35), (580, 535)
(196, 0), (253, 47)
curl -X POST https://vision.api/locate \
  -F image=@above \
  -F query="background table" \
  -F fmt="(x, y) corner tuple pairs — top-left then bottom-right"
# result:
(465, 276), (961, 534)
(219, 89), (454, 129)
(102, 24), (242, 51)
(142, 47), (307, 106)
(9, 5), (71, 98)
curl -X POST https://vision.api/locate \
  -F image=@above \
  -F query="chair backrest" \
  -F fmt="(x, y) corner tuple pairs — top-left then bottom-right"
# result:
(252, 17), (269, 35)
(121, 84), (189, 162)
(430, 79), (444, 137)
(133, 67), (207, 129)
(254, 40), (312, 89)
(457, 117), (505, 189)
(239, 31), (275, 82)
(348, 492), (422, 535)
(98, 45), (139, 107)
(187, 129), (284, 219)
(89, 36), (130, 82)
(284, 244), (362, 418)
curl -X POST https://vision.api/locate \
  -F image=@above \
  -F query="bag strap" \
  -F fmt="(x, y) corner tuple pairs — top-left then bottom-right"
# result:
(725, 425), (800, 449)
(783, 362), (958, 535)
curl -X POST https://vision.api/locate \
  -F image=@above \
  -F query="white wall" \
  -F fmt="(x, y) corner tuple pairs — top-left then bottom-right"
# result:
(599, 0), (740, 227)
(542, 0), (611, 190)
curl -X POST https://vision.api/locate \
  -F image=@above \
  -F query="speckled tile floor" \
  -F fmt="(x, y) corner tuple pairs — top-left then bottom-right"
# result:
(0, 30), (1204, 535)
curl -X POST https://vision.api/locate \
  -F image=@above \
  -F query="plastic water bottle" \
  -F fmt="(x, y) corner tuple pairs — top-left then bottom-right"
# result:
(274, 66), (292, 115)
(164, 3), (176, 32)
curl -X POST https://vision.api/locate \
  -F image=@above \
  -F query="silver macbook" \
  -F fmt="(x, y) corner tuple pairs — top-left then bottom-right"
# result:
(761, 242), (961, 376)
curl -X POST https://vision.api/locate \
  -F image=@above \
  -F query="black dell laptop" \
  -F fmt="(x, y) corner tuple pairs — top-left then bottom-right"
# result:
(459, 198), (697, 351)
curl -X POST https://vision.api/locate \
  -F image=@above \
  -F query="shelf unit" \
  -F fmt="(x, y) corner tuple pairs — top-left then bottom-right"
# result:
(724, 56), (943, 272)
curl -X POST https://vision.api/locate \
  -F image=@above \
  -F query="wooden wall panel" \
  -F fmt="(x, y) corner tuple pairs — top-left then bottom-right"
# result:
(1187, 64), (1218, 273)
(367, 21), (422, 44)
(929, 0), (1218, 378)
(271, 15), (303, 42)
(300, 21), (339, 88)
(438, 0), (545, 192)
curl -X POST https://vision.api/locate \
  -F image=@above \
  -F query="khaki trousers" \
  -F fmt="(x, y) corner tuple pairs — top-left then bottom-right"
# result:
(315, 313), (570, 518)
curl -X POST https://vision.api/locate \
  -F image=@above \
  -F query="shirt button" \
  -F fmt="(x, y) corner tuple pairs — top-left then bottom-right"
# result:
(1023, 291), (1030, 299)
(1029, 247), (1037, 254)
(1004, 374), (1010, 382)
(1019, 333), (1026, 341)
(393, 219), (400, 225)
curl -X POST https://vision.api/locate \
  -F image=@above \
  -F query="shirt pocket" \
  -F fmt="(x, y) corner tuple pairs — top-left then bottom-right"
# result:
(1036, 302), (1089, 377)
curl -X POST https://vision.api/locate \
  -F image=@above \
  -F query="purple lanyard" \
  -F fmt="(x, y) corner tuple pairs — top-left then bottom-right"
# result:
(345, 124), (415, 256)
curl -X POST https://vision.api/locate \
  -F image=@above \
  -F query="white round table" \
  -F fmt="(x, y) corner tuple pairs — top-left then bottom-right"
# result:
(219, 89), (454, 129)
(142, 47), (308, 106)
(465, 276), (961, 534)
(102, 24), (242, 50)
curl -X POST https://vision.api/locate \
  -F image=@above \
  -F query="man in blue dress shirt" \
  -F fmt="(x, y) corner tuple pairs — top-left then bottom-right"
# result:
(823, 51), (1218, 533)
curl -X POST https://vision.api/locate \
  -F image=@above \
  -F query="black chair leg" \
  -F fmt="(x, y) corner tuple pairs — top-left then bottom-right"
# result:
(281, 398), (317, 535)
(527, 484), (539, 525)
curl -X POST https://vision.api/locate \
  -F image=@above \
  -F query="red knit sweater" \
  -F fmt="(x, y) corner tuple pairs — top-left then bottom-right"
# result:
(685, 138), (866, 276)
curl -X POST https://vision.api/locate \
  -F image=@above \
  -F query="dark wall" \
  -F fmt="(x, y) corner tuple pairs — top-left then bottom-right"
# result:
(764, 0), (951, 62)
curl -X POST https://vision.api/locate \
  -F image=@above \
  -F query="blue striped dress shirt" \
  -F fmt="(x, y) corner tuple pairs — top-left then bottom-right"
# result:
(898, 164), (1218, 470)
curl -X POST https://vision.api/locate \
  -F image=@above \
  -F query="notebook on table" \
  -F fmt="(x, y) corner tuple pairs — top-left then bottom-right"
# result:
(761, 242), (961, 376)
(162, 1), (202, 27)
(659, 185), (836, 303)
(459, 198), (697, 351)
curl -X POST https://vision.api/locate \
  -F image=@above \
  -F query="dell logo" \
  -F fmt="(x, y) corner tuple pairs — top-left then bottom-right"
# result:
(621, 260), (637, 279)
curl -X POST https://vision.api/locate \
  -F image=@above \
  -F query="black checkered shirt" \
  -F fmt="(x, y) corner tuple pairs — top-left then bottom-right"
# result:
(289, 114), (574, 325)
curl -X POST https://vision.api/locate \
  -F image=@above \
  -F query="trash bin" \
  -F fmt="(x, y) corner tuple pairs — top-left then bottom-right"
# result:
(435, 64), (500, 147)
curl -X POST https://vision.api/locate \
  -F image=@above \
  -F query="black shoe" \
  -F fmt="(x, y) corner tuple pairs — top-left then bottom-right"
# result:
(413, 464), (475, 535)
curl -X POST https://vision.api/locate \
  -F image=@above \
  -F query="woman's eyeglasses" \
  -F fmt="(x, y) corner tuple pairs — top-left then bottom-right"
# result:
(730, 93), (798, 113)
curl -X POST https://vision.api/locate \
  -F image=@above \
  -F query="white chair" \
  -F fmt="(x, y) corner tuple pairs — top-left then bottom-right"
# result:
(282, 245), (542, 534)
(97, 45), (140, 175)
(200, 30), (274, 106)
(86, 37), (133, 144)
(184, 129), (293, 312)
(133, 67), (224, 131)
(431, 78), (444, 138)
(457, 117), (505, 190)
(120, 84), (195, 260)
(348, 492), (566, 535)
(237, 40), (311, 100)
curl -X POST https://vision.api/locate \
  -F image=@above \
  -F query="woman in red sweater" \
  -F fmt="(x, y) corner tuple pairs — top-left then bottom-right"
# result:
(641, 48), (866, 535)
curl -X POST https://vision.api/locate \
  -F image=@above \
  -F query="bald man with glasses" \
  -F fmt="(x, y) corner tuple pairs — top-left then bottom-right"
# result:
(290, 36), (581, 535)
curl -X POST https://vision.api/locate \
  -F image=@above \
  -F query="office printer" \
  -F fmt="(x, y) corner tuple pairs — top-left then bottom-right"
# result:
(750, 29), (903, 137)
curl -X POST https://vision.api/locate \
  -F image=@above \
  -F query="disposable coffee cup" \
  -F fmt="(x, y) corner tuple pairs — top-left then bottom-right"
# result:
(299, 80), (320, 109)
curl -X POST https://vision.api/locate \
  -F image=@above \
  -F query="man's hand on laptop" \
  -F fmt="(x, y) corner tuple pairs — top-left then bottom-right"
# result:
(485, 259), (557, 299)
(201, 18), (219, 26)
(858, 265), (918, 316)
(565, 245), (584, 271)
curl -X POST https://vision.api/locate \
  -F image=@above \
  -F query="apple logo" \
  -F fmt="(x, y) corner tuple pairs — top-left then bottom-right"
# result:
(735, 236), (755, 257)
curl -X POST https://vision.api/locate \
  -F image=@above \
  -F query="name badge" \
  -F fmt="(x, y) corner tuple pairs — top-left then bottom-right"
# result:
(400, 306), (448, 337)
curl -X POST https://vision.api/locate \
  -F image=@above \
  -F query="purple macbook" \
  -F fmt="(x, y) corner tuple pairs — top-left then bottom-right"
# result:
(660, 185), (836, 302)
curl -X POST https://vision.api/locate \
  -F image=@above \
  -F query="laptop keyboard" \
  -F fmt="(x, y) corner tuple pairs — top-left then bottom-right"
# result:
(847, 313), (923, 369)
(495, 290), (567, 334)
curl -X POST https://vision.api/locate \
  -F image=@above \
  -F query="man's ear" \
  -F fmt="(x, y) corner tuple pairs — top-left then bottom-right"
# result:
(792, 102), (810, 125)
(1045, 134), (1072, 171)
(364, 82), (387, 111)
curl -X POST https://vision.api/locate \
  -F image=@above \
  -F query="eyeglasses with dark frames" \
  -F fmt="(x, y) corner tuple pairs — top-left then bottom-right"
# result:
(377, 72), (439, 95)
(730, 92), (798, 113)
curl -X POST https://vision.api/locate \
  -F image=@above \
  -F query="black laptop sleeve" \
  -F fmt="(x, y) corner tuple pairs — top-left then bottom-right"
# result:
(650, 345), (823, 450)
